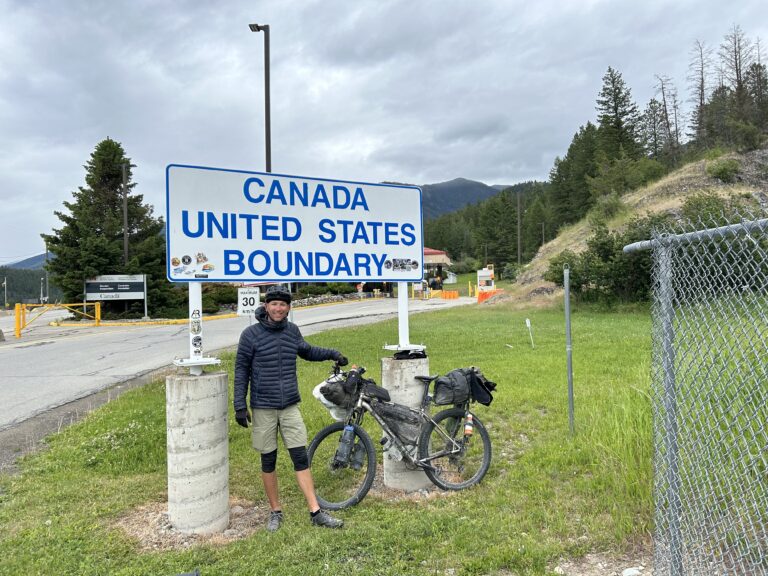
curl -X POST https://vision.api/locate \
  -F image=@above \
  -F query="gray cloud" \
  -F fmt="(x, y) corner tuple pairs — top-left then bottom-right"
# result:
(0, 0), (766, 261)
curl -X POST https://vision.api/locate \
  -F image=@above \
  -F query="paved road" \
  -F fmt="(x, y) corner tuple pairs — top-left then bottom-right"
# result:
(0, 297), (473, 432)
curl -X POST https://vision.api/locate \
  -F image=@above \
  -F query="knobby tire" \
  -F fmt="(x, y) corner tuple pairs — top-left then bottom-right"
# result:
(418, 407), (491, 491)
(308, 421), (377, 510)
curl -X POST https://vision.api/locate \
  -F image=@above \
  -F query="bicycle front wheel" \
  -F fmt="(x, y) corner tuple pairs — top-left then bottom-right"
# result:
(418, 407), (491, 491)
(308, 422), (377, 510)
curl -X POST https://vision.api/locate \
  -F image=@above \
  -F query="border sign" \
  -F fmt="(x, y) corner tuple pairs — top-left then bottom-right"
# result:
(165, 165), (423, 283)
(85, 275), (146, 301)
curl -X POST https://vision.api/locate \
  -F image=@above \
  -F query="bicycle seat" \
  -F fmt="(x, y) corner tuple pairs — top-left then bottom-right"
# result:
(414, 374), (439, 383)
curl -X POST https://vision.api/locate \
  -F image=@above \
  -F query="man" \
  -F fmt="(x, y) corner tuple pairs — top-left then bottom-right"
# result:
(234, 285), (347, 531)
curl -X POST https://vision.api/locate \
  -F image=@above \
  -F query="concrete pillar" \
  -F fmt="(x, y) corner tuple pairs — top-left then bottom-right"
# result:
(166, 371), (229, 534)
(381, 356), (432, 491)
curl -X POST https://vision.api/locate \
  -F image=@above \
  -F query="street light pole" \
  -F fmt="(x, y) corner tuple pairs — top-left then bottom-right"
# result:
(517, 189), (522, 266)
(40, 277), (44, 304)
(249, 23), (271, 173)
(249, 23), (291, 313)
(122, 162), (129, 266)
(2, 276), (6, 310)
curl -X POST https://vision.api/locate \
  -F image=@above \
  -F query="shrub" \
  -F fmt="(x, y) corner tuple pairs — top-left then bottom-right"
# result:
(203, 283), (237, 306)
(451, 255), (481, 274)
(706, 158), (741, 183)
(501, 262), (520, 282)
(589, 192), (625, 221)
(201, 293), (219, 314)
(297, 282), (356, 298)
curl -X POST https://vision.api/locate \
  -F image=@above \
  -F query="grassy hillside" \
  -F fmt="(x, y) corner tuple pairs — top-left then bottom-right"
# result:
(511, 148), (768, 304)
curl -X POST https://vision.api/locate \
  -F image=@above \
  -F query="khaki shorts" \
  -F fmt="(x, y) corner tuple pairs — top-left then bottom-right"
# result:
(251, 404), (308, 453)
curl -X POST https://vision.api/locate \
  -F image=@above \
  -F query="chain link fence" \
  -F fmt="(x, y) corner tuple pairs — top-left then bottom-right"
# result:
(624, 210), (768, 576)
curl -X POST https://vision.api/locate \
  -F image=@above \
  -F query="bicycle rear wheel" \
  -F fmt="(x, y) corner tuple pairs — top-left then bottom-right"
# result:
(418, 407), (491, 491)
(308, 421), (377, 510)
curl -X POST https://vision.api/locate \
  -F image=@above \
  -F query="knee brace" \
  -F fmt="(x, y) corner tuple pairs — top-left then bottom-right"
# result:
(288, 446), (309, 471)
(260, 449), (278, 473)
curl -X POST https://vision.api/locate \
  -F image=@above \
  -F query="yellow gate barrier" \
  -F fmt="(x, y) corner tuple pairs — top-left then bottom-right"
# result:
(15, 302), (101, 339)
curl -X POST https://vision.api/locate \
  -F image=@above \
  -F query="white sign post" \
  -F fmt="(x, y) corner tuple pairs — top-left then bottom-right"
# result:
(166, 164), (425, 356)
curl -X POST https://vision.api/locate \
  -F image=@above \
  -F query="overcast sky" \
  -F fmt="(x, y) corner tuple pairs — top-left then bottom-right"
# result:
(1, 0), (767, 263)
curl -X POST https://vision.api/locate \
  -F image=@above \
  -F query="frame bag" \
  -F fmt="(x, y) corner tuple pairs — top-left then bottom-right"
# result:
(372, 402), (421, 445)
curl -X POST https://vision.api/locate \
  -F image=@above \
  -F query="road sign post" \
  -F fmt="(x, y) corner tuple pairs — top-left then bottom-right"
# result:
(237, 287), (261, 317)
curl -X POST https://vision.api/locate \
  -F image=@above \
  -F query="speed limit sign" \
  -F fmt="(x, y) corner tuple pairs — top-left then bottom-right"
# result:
(237, 287), (261, 316)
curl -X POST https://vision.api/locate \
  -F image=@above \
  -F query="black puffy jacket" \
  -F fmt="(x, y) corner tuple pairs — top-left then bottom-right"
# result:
(234, 306), (340, 410)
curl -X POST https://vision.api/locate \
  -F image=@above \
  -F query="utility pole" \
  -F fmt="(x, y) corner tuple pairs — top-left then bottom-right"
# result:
(44, 241), (49, 303)
(2, 276), (6, 310)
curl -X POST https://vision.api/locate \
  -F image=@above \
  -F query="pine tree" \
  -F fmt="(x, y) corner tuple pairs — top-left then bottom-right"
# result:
(42, 138), (184, 317)
(549, 122), (599, 225)
(641, 98), (667, 160)
(745, 60), (768, 130)
(595, 67), (642, 160)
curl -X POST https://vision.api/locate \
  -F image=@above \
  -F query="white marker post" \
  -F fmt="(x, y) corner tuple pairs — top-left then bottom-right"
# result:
(526, 317), (535, 349)
(173, 282), (221, 376)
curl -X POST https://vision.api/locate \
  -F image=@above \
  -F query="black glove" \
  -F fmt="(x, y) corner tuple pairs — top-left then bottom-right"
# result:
(235, 409), (252, 428)
(335, 354), (348, 367)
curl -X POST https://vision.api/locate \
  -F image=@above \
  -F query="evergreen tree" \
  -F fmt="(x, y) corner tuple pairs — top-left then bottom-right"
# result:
(595, 67), (642, 159)
(702, 84), (734, 145)
(548, 122), (599, 225)
(745, 61), (768, 130)
(641, 98), (667, 160)
(42, 138), (185, 317)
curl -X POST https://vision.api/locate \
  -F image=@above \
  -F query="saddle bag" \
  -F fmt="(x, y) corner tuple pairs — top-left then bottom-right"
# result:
(433, 368), (472, 405)
(469, 368), (497, 406)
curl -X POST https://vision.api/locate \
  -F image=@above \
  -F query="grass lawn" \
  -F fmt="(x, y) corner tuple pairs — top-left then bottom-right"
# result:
(0, 302), (653, 575)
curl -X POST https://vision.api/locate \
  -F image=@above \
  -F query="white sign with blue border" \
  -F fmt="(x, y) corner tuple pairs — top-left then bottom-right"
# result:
(165, 165), (424, 283)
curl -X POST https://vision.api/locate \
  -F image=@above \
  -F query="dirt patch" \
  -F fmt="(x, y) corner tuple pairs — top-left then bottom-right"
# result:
(114, 497), (269, 551)
(113, 482), (455, 553)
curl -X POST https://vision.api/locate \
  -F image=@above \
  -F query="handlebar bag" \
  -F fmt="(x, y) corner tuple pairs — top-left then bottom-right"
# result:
(320, 380), (357, 408)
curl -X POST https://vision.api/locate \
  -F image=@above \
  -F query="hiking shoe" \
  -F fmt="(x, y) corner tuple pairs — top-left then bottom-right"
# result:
(311, 509), (343, 528)
(266, 511), (283, 532)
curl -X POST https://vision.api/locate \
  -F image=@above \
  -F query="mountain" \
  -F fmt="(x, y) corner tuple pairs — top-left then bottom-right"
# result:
(420, 178), (502, 221)
(8, 253), (53, 270)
